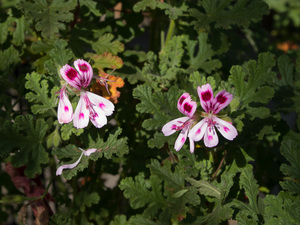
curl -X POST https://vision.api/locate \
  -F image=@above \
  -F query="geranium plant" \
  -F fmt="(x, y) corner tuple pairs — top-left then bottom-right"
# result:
(0, 0), (300, 225)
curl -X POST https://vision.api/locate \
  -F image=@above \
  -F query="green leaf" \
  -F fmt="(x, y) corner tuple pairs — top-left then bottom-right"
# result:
(61, 122), (84, 141)
(233, 167), (264, 224)
(190, 0), (269, 31)
(82, 33), (124, 55)
(12, 16), (26, 46)
(280, 139), (300, 194)
(109, 215), (128, 225)
(74, 192), (100, 212)
(159, 35), (185, 81)
(277, 55), (294, 87)
(184, 33), (222, 74)
(8, 115), (49, 178)
(19, 0), (77, 39)
(55, 128), (128, 180)
(133, 0), (158, 12)
(81, 0), (102, 16)
(148, 159), (184, 191)
(189, 72), (217, 90)
(86, 52), (124, 70)
(0, 20), (9, 44)
(157, 2), (189, 20)
(119, 173), (165, 215)
(186, 177), (221, 198)
(0, 46), (20, 72)
(229, 52), (276, 108)
(25, 72), (59, 115)
(133, 84), (181, 131)
(172, 189), (189, 198)
(264, 192), (299, 225)
(46, 128), (61, 148)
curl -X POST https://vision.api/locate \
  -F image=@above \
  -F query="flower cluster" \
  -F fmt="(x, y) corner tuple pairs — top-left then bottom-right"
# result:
(162, 84), (238, 152)
(57, 59), (114, 129)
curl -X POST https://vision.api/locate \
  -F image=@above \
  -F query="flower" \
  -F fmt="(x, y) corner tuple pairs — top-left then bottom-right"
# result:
(58, 59), (115, 129)
(57, 85), (73, 124)
(188, 84), (238, 148)
(56, 148), (97, 176)
(162, 93), (197, 153)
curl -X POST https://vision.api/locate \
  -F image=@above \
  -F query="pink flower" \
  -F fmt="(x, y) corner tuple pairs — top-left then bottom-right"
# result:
(57, 86), (73, 124)
(56, 148), (97, 176)
(162, 93), (197, 153)
(188, 84), (238, 148)
(58, 59), (115, 129)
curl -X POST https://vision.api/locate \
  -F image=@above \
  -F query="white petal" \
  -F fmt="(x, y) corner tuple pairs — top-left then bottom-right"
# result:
(74, 59), (93, 88)
(73, 94), (89, 129)
(83, 148), (97, 156)
(161, 117), (189, 136)
(188, 118), (208, 142)
(174, 131), (188, 151)
(86, 91), (114, 116)
(203, 125), (219, 148)
(214, 117), (238, 141)
(90, 106), (107, 128)
(189, 137), (195, 153)
(60, 64), (82, 90)
(57, 88), (73, 124)
(56, 152), (84, 176)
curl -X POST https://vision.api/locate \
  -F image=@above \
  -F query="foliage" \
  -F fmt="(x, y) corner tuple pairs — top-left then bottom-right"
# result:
(0, 0), (300, 224)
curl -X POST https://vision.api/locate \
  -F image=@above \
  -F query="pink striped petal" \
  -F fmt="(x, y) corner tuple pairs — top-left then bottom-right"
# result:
(188, 118), (208, 142)
(174, 131), (188, 151)
(203, 125), (219, 148)
(212, 90), (233, 114)
(86, 91), (114, 116)
(74, 59), (93, 88)
(73, 94), (89, 129)
(177, 93), (197, 118)
(162, 117), (189, 136)
(214, 117), (238, 141)
(60, 64), (82, 90)
(198, 84), (214, 113)
(57, 87), (73, 124)
(177, 93), (191, 113)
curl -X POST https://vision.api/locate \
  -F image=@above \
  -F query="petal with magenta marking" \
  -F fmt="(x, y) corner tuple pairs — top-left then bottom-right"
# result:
(90, 106), (107, 128)
(162, 117), (189, 136)
(73, 93), (89, 129)
(203, 125), (219, 148)
(86, 91), (114, 116)
(212, 90), (233, 114)
(188, 118), (208, 142)
(174, 131), (188, 151)
(57, 87), (73, 124)
(214, 117), (238, 141)
(198, 84), (214, 113)
(74, 59), (93, 88)
(60, 64), (82, 90)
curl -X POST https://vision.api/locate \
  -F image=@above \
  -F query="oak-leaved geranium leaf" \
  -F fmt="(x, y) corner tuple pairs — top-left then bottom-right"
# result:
(6, 115), (49, 178)
(19, 0), (77, 39)
(25, 72), (59, 115)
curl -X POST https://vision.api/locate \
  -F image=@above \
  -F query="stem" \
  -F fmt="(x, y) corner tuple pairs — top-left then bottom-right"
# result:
(211, 150), (227, 181)
(165, 20), (175, 47)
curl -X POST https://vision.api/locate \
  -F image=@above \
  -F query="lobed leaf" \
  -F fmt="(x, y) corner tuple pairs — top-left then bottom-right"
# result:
(19, 0), (77, 39)
(25, 72), (59, 115)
